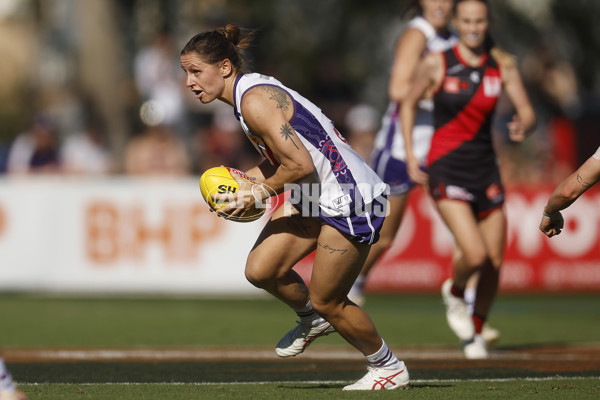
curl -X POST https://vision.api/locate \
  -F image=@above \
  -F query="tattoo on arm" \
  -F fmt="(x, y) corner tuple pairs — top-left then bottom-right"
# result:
(260, 86), (299, 149)
(262, 86), (290, 110)
(281, 124), (299, 149)
(318, 242), (348, 256)
(576, 174), (593, 189)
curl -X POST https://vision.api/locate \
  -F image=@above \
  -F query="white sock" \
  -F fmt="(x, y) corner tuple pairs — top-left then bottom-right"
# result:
(349, 275), (365, 298)
(0, 358), (16, 392)
(464, 287), (476, 315)
(293, 300), (323, 326)
(365, 340), (401, 370)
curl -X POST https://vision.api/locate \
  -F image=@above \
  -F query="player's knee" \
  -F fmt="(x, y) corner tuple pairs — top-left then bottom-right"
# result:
(375, 232), (395, 251)
(310, 300), (330, 319)
(488, 254), (503, 270)
(244, 262), (272, 289)
(309, 297), (341, 320)
(463, 251), (489, 272)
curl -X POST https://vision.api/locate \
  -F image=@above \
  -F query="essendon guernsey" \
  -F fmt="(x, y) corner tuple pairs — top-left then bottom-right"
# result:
(427, 45), (502, 187)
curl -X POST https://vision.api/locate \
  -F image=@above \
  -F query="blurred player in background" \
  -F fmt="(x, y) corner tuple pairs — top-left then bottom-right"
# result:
(0, 357), (26, 400)
(181, 24), (409, 390)
(540, 146), (600, 237)
(400, 0), (535, 358)
(347, 0), (499, 342)
(349, 0), (457, 304)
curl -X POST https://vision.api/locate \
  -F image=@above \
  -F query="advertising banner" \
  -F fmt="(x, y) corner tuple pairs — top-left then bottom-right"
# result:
(1, 178), (598, 293)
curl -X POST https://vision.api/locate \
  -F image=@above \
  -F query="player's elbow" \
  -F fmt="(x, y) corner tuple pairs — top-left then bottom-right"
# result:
(389, 87), (408, 104)
(556, 187), (580, 204)
(295, 163), (315, 181)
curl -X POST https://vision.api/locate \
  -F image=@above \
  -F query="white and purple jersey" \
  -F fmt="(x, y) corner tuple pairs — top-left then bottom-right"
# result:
(233, 73), (387, 221)
(373, 16), (458, 165)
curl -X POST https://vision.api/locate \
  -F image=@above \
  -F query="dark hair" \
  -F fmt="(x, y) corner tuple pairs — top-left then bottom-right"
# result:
(181, 24), (255, 74)
(401, 0), (422, 18)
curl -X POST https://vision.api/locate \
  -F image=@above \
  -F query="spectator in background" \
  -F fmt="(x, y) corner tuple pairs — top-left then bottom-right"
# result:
(134, 29), (185, 128)
(0, 145), (9, 174)
(124, 125), (190, 176)
(313, 56), (356, 131)
(60, 114), (113, 176)
(192, 104), (261, 174)
(6, 114), (61, 175)
(344, 103), (378, 162)
(540, 146), (600, 238)
(521, 40), (581, 183)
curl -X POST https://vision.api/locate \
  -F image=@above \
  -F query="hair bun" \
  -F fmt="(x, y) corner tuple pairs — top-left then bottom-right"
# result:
(218, 24), (241, 46)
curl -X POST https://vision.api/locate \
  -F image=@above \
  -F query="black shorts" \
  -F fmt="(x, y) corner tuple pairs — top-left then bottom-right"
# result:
(428, 174), (504, 220)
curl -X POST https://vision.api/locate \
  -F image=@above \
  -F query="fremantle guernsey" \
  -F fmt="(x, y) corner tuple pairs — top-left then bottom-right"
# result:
(233, 73), (387, 218)
(427, 46), (502, 187)
(372, 16), (458, 163)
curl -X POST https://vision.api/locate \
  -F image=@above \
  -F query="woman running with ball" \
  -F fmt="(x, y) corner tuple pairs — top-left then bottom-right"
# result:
(181, 24), (408, 390)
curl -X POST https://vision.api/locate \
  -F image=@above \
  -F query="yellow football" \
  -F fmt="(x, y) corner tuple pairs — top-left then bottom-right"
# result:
(199, 166), (265, 222)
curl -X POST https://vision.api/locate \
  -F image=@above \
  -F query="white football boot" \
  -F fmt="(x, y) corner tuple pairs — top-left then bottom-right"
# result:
(462, 334), (489, 359)
(441, 279), (475, 341)
(343, 362), (410, 390)
(481, 323), (501, 344)
(465, 288), (501, 344)
(275, 318), (335, 357)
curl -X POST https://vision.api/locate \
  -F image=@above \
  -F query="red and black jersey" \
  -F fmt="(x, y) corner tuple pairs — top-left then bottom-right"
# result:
(427, 45), (502, 187)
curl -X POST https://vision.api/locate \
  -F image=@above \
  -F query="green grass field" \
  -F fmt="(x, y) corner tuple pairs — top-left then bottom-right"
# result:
(2, 293), (599, 399)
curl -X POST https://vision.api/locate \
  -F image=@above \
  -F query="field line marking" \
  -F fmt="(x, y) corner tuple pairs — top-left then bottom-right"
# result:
(17, 376), (600, 386)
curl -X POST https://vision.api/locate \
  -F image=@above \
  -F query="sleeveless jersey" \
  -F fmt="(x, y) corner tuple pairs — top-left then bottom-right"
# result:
(233, 73), (387, 218)
(427, 46), (503, 187)
(372, 16), (457, 163)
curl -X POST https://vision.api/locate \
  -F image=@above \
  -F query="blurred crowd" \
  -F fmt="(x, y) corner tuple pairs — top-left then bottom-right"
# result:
(0, 0), (598, 185)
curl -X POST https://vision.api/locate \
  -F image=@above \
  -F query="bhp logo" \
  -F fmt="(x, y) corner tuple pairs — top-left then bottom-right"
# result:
(85, 201), (224, 264)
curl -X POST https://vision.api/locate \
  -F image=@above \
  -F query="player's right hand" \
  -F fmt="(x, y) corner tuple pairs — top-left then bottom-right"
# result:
(539, 211), (564, 238)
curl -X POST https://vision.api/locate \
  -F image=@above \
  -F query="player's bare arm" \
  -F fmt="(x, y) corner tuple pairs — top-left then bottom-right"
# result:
(262, 85), (291, 111)
(546, 156), (600, 213)
(500, 60), (536, 141)
(245, 159), (278, 183)
(388, 28), (428, 102)
(241, 86), (315, 195)
(540, 155), (600, 237)
(399, 53), (442, 185)
(260, 86), (300, 150)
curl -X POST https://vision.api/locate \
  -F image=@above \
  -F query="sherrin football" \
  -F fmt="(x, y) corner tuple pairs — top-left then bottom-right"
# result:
(199, 166), (265, 222)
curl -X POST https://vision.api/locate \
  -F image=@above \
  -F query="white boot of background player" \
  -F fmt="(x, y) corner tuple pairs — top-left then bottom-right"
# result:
(464, 287), (500, 344)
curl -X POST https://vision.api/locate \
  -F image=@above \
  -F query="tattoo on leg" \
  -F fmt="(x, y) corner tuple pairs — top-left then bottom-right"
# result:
(318, 241), (348, 256)
(281, 124), (299, 149)
(262, 86), (290, 110)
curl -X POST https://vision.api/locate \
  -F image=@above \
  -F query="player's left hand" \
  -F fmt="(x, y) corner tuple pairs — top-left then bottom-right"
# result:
(212, 171), (257, 220)
(507, 115), (527, 142)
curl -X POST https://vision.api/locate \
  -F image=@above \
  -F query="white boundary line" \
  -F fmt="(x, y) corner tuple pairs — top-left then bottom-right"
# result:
(18, 376), (600, 386)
